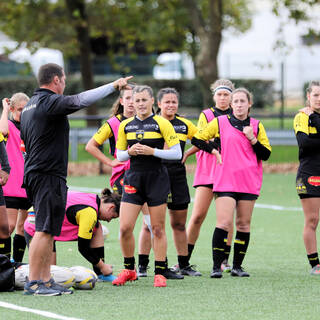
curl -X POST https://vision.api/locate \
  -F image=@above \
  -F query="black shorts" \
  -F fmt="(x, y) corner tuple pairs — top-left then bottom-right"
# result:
(112, 172), (125, 195)
(122, 166), (170, 207)
(194, 184), (213, 189)
(296, 172), (320, 199)
(0, 186), (5, 206)
(166, 165), (190, 210)
(4, 196), (32, 210)
(24, 172), (67, 236)
(214, 192), (258, 201)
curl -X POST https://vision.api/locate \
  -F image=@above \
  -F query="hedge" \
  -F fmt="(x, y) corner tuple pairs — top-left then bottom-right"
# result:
(0, 76), (274, 110)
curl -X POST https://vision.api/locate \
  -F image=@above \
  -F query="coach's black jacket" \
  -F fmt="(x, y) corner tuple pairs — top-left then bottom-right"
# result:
(21, 88), (83, 180)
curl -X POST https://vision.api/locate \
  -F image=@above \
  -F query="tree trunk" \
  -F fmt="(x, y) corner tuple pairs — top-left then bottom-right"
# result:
(182, 0), (223, 108)
(65, 0), (98, 127)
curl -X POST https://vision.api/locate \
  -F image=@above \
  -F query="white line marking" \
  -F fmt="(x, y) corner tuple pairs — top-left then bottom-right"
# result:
(69, 187), (302, 212)
(254, 203), (301, 212)
(0, 301), (84, 320)
(69, 185), (101, 193)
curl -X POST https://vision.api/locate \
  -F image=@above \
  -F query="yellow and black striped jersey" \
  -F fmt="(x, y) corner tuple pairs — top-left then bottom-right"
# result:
(116, 114), (179, 170)
(294, 111), (320, 175)
(163, 115), (197, 165)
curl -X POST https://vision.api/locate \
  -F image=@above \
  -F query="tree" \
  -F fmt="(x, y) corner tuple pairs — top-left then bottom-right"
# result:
(2, 1), (317, 110)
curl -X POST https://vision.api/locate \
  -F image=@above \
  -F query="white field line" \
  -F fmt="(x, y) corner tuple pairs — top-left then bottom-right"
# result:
(69, 185), (101, 193)
(0, 301), (84, 320)
(69, 186), (302, 212)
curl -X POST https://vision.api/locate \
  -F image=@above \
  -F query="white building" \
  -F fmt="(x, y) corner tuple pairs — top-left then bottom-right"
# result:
(155, 1), (320, 101)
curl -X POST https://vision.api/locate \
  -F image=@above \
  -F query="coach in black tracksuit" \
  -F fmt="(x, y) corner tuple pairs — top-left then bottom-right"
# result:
(20, 63), (132, 296)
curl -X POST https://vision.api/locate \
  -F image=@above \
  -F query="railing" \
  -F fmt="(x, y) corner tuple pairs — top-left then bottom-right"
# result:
(69, 113), (297, 161)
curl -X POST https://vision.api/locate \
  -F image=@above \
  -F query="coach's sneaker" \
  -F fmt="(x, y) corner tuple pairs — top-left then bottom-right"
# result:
(45, 278), (73, 294)
(310, 264), (320, 275)
(163, 268), (184, 279)
(137, 265), (149, 277)
(112, 269), (137, 286)
(231, 267), (250, 277)
(180, 265), (202, 276)
(210, 267), (223, 278)
(24, 280), (61, 296)
(221, 259), (232, 273)
(98, 274), (117, 282)
(154, 274), (167, 287)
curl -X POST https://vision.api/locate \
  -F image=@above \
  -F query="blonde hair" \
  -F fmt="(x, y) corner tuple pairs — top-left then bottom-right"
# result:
(232, 87), (253, 104)
(110, 84), (135, 117)
(210, 79), (235, 93)
(10, 92), (29, 109)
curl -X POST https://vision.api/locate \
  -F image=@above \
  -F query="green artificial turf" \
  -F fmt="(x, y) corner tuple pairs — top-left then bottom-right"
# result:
(2, 173), (318, 320)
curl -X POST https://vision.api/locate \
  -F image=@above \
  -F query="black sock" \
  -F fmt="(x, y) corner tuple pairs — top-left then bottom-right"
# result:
(224, 244), (231, 262)
(187, 243), (194, 261)
(212, 228), (228, 269)
(154, 260), (166, 275)
(13, 234), (26, 262)
(233, 231), (250, 268)
(0, 237), (11, 259)
(138, 254), (149, 267)
(124, 256), (135, 270)
(92, 247), (105, 275)
(178, 255), (189, 269)
(307, 252), (320, 268)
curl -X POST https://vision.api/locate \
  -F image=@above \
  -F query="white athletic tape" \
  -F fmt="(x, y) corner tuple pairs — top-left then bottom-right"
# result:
(0, 301), (83, 320)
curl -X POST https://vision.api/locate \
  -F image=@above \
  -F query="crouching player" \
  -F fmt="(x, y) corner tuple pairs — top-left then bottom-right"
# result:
(24, 188), (121, 285)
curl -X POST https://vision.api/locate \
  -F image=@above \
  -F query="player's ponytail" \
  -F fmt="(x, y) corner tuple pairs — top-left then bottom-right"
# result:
(101, 188), (121, 215)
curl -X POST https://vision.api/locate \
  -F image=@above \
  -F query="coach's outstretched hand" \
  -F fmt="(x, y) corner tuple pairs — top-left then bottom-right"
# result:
(113, 76), (134, 91)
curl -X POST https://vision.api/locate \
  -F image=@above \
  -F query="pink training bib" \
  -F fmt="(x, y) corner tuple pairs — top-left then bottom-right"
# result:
(213, 116), (263, 195)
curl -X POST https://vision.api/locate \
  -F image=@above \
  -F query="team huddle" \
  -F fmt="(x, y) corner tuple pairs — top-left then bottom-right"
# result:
(0, 63), (319, 296)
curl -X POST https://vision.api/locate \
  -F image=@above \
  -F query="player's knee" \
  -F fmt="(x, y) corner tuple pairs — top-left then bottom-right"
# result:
(306, 216), (319, 230)
(152, 225), (165, 239)
(171, 221), (186, 232)
(119, 225), (133, 239)
(0, 224), (10, 237)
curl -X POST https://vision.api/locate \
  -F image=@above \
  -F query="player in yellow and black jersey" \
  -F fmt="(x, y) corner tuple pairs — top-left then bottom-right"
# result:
(113, 85), (181, 288)
(293, 81), (320, 275)
(156, 88), (201, 277)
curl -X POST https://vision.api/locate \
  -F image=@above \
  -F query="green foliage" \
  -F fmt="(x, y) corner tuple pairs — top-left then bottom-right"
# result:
(0, 76), (274, 110)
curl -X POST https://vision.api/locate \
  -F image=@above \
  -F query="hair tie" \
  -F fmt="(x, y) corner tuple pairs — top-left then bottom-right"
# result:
(213, 86), (232, 94)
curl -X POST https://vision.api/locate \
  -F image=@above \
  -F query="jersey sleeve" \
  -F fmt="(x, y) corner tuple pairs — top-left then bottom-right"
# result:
(116, 119), (129, 151)
(257, 122), (272, 151)
(92, 122), (113, 145)
(197, 112), (208, 130)
(184, 118), (198, 139)
(294, 112), (309, 135)
(76, 207), (98, 240)
(194, 118), (219, 141)
(157, 116), (180, 148)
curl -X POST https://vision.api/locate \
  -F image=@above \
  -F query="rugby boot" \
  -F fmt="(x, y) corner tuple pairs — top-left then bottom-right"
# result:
(210, 267), (223, 278)
(153, 274), (167, 287)
(180, 265), (202, 276)
(231, 266), (250, 277)
(310, 264), (320, 275)
(163, 268), (184, 279)
(112, 269), (137, 286)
